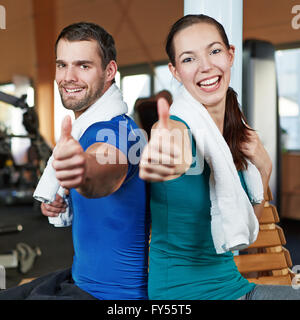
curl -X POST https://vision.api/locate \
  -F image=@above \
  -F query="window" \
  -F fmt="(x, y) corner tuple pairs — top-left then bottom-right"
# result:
(0, 81), (34, 165)
(275, 48), (300, 150)
(154, 64), (180, 97)
(121, 74), (151, 116)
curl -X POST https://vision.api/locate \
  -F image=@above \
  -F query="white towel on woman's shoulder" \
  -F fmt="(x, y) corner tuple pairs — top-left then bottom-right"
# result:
(33, 84), (128, 227)
(169, 86), (263, 254)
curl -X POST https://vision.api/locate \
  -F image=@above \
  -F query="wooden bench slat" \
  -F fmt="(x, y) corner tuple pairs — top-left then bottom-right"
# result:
(259, 205), (279, 224)
(283, 247), (293, 268)
(248, 229), (282, 249)
(277, 225), (286, 245)
(234, 251), (288, 274)
(247, 275), (292, 285)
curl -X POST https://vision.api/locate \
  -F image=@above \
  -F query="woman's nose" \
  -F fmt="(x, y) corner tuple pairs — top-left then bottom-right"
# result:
(197, 56), (212, 73)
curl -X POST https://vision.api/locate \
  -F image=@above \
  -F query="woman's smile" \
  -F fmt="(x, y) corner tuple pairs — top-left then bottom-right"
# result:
(197, 75), (222, 92)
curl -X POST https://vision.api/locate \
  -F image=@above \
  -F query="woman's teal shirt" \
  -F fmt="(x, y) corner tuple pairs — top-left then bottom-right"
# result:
(148, 116), (256, 300)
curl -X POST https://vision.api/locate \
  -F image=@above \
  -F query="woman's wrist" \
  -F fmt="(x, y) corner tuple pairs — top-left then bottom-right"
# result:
(258, 162), (272, 178)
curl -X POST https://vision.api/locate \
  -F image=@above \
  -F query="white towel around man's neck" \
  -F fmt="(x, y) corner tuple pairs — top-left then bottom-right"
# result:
(169, 86), (264, 254)
(33, 83), (128, 226)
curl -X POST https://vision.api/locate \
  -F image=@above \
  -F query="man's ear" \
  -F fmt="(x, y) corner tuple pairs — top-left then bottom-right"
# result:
(105, 60), (118, 82)
(168, 62), (182, 83)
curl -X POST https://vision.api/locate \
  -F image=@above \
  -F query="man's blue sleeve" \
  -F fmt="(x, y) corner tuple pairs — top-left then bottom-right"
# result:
(78, 119), (139, 182)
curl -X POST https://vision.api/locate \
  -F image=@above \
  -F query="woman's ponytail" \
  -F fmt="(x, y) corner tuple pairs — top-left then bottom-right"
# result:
(223, 87), (252, 171)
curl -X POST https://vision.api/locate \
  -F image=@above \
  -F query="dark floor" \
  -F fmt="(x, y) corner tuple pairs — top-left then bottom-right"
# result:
(0, 203), (73, 289)
(0, 202), (300, 289)
(280, 218), (300, 268)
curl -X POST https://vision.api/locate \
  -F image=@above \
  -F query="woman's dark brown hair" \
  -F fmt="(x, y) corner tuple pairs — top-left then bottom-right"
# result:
(166, 14), (251, 171)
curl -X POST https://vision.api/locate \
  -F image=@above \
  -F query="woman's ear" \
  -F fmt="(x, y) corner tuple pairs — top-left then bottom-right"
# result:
(228, 45), (235, 67)
(105, 60), (118, 82)
(168, 62), (182, 83)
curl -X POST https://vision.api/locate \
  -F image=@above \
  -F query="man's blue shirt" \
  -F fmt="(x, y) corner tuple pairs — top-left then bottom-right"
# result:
(70, 115), (150, 300)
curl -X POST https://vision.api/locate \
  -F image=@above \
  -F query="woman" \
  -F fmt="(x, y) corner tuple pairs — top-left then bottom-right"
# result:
(139, 14), (299, 300)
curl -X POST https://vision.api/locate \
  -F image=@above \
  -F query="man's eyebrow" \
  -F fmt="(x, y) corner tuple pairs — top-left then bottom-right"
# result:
(74, 60), (94, 65)
(178, 42), (223, 58)
(55, 60), (94, 65)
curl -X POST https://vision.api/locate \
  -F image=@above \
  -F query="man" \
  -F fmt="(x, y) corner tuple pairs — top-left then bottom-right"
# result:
(0, 22), (150, 300)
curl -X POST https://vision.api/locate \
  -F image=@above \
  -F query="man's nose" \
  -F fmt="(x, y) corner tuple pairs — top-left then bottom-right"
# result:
(63, 66), (78, 82)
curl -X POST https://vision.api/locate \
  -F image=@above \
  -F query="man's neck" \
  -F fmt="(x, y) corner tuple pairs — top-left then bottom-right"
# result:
(74, 82), (113, 119)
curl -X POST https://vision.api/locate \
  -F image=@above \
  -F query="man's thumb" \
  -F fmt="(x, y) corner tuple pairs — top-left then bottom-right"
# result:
(60, 115), (72, 142)
(157, 97), (170, 129)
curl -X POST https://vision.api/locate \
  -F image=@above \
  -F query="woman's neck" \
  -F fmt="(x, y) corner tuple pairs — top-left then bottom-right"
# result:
(204, 98), (226, 134)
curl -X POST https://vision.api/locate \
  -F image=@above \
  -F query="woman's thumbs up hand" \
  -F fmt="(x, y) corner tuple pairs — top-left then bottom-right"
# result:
(139, 98), (183, 182)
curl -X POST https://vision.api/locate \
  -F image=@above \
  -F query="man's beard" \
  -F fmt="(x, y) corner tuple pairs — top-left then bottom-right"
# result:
(59, 81), (105, 113)
(61, 92), (98, 112)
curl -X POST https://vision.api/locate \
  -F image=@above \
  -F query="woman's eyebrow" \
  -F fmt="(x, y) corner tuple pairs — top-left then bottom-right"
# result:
(178, 41), (223, 58)
(178, 50), (195, 58)
(207, 41), (223, 48)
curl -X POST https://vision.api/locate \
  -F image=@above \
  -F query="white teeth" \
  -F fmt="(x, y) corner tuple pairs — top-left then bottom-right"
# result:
(66, 88), (83, 93)
(199, 76), (219, 86)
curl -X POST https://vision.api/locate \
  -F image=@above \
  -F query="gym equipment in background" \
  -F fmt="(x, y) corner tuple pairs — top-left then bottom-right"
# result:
(0, 91), (52, 205)
(0, 225), (42, 289)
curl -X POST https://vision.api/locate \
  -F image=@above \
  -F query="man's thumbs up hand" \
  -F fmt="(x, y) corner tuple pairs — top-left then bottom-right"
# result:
(59, 115), (73, 144)
(52, 115), (86, 189)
